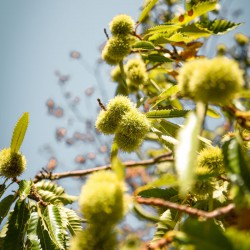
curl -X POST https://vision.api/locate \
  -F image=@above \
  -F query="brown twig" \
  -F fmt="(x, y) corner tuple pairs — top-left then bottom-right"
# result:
(29, 184), (48, 207)
(104, 28), (109, 40)
(136, 197), (235, 219)
(33, 152), (173, 183)
(146, 238), (170, 250)
(97, 98), (107, 111)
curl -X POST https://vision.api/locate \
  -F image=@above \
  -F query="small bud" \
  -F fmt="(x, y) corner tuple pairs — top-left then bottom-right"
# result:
(0, 148), (26, 178)
(216, 44), (227, 56)
(111, 66), (123, 84)
(197, 146), (225, 176)
(95, 95), (133, 134)
(102, 47), (120, 65)
(109, 14), (135, 36)
(79, 171), (124, 227)
(192, 176), (215, 199)
(125, 58), (148, 89)
(234, 33), (249, 46)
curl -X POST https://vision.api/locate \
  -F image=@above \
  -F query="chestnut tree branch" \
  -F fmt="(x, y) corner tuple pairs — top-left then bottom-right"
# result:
(34, 152), (173, 183)
(136, 197), (235, 219)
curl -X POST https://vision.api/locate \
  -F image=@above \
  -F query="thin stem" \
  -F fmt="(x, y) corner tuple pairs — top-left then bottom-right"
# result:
(208, 192), (214, 212)
(119, 61), (128, 95)
(136, 197), (235, 219)
(33, 152), (173, 183)
(149, 79), (162, 92)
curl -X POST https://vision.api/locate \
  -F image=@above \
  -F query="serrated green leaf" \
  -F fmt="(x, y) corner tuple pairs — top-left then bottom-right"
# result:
(35, 181), (77, 205)
(62, 207), (82, 236)
(150, 85), (180, 110)
(152, 209), (176, 242)
(175, 112), (201, 196)
(150, 31), (202, 43)
(158, 120), (180, 138)
(143, 53), (173, 62)
(223, 138), (250, 190)
(37, 217), (59, 250)
(171, 0), (218, 25)
(132, 41), (155, 50)
(0, 195), (16, 225)
(2, 200), (30, 250)
(155, 119), (211, 149)
(138, 187), (178, 201)
(178, 23), (212, 39)
(196, 19), (242, 34)
(147, 109), (189, 119)
(135, 173), (178, 195)
(146, 23), (181, 35)
(25, 235), (42, 250)
(18, 180), (32, 201)
(43, 204), (67, 250)
(138, 0), (159, 22)
(182, 218), (233, 250)
(170, 98), (183, 110)
(151, 127), (178, 150)
(25, 212), (42, 250)
(10, 112), (29, 153)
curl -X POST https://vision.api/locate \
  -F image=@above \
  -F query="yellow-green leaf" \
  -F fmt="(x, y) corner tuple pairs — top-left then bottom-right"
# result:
(132, 41), (155, 50)
(147, 109), (189, 119)
(10, 112), (29, 153)
(150, 85), (180, 110)
(138, 0), (159, 23)
(171, 0), (218, 25)
(175, 112), (201, 196)
(196, 19), (242, 34)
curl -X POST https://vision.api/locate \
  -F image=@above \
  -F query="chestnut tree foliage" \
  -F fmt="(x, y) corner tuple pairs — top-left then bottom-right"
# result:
(1, 0), (250, 249)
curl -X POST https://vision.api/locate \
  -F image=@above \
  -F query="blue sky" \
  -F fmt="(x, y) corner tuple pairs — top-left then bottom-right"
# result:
(0, 0), (249, 187)
(0, 0), (141, 182)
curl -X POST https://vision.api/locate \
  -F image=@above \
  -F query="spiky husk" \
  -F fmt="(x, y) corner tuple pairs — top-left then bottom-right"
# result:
(79, 171), (124, 227)
(111, 66), (123, 84)
(103, 36), (131, 62)
(109, 14), (135, 36)
(117, 109), (150, 140)
(0, 148), (26, 178)
(125, 58), (148, 88)
(70, 226), (117, 250)
(197, 146), (225, 176)
(95, 96), (133, 134)
(178, 57), (244, 104)
(114, 132), (143, 152)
